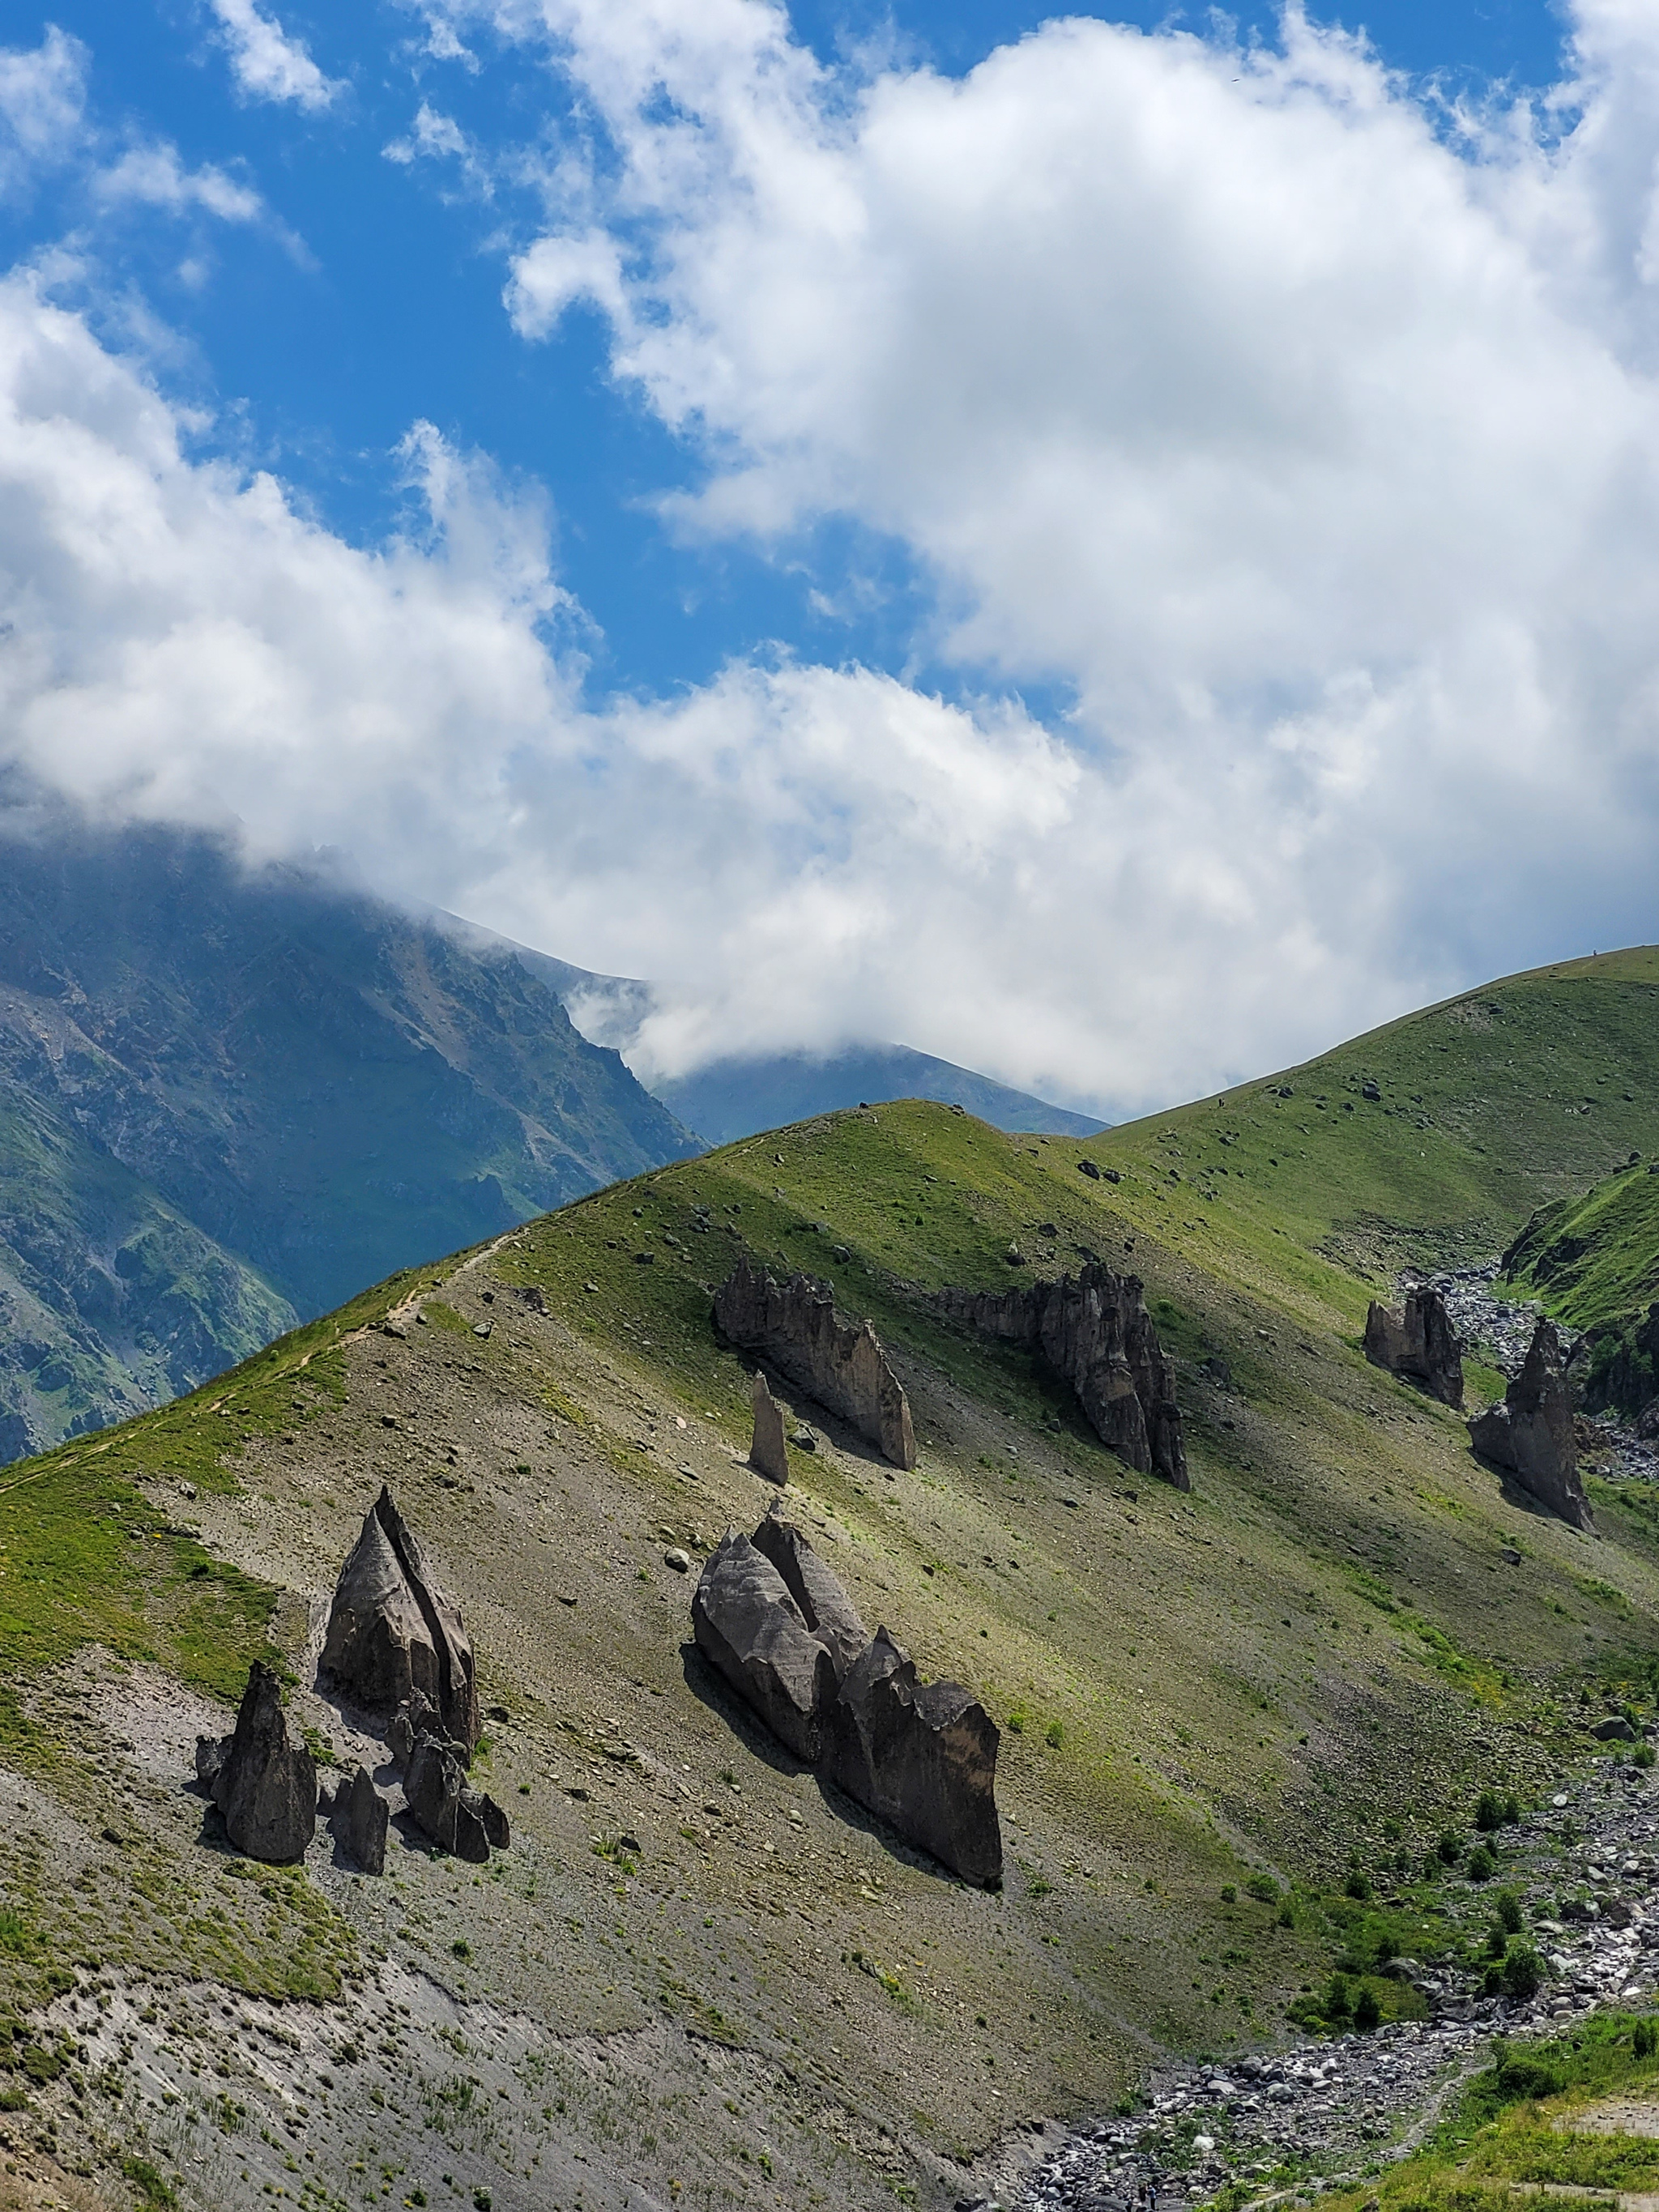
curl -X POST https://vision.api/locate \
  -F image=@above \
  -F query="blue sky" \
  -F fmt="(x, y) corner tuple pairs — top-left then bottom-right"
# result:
(1, 0), (1569, 700)
(0, 0), (1653, 1119)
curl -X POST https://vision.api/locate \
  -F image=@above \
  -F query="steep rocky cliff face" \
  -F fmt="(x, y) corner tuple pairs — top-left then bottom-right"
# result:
(0, 816), (697, 1458)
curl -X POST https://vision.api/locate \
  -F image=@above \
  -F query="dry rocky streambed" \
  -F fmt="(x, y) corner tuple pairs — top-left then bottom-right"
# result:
(1010, 1754), (1659, 2212)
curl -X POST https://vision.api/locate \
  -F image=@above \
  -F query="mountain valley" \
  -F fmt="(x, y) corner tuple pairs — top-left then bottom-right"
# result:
(2, 951), (1659, 2210)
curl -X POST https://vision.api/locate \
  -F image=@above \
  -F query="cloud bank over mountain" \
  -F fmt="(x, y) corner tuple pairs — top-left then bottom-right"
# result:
(0, 2), (1657, 1115)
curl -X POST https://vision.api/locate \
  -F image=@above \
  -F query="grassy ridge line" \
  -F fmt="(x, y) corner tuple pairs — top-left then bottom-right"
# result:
(1081, 955), (1659, 1303)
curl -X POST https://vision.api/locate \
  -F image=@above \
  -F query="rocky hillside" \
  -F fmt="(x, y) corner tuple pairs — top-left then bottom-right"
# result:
(0, 818), (697, 1460)
(4, 951), (1659, 2211)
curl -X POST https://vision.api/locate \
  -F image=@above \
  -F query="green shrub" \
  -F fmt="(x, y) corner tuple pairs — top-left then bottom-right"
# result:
(1501, 1946), (1545, 2002)
(1346, 1872), (1373, 1901)
(1354, 1985), (1381, 2031)
(1324, 1974), (1352, 2018)
(1636, 1745), (1657, 1770)
(1437, 1830), (1463, 1864)
(1245, 1873), (1280, 1903)
(1497, 1890), (1525, 1934)
(1468, 1846), (1497, 1882)
(1220, 1885), (1237, 1903)
(1494, 2051), (1563, 2102)
(1636, 2019), (1657, 2061)
(1475, 1790), (1504, 1832)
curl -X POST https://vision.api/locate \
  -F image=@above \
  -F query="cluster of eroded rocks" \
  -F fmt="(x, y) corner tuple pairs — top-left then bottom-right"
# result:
(193, 1485), (509, 1870)
(693, 1500), (1003, 1886)
(1365, 1285), (1593, 1531)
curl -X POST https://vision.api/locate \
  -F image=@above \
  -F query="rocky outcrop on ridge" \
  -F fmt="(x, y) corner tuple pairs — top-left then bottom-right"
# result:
(748, 1370), (790, 1485)
(1469, 1318), (1594, 1531)
(386, 1688), (510, 1864)
(195, 1662), (317, 1865)
(1363, 1285), (1465, 1407)
(932, 1263), (1187, 1489)
(321, 1486), (480, 1750)
(714, 1256), (915, 1469)
(692, 1507), (1001, 1884)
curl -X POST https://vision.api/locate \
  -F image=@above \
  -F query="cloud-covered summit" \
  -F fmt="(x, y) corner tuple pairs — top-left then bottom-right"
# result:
(0, 2), (1656, 1119)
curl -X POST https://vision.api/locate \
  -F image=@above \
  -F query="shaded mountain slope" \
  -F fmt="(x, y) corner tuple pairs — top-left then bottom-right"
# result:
(646, 1044), (1107, 1143)
(0, 819), (697, 1456)
(6, 954), (1659, 2207)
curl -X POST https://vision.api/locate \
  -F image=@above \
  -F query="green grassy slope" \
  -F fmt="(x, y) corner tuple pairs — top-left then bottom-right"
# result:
(4, 952), (1659, 2208)
(1501, 1159), (1659, 1413)
(1072, 947), (1659, 1311)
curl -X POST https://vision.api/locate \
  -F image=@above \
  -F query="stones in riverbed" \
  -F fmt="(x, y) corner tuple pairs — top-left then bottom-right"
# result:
(196, 1661), (317, 1865)
(1363, 1286), (1464, 1408)
(321, 1485), (480, 1749)
(691, 1507), (1001, 1884)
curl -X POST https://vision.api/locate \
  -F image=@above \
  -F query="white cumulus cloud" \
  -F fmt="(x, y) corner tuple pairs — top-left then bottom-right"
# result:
(9, 2), (1659, 1115)
(206, 0), (342, 113)
(94, 143), (265, 224)
(0, 25), (87, 198)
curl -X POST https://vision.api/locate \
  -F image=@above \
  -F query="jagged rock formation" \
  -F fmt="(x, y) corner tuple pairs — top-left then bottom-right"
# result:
(691, 1510), (1001, 1884)
(195, 1662), (317, 1865)
(1469, 1319), (1594, 1531)
(1363, 1286), (1465, 1407)
(753, 1500), (870, 1679)
(714, 1255), (915, 1470)
(328, 1764), (389, 1875)
(322, 1487), (480, 1749)
(748, 1370), (789, 1485)
(932, 1264), (1187, 1489)
(691, 1532), (837, 1761)
(393, 1703), (510, 1863)
(821, 1630), (1003, 1888)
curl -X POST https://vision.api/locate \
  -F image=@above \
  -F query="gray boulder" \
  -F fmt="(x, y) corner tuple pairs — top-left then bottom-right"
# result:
(691, 1531), (838, 1761)
(201, 1662), (317, 1865)
(822, 1630), (1003, 1887)
(714, 1255), (915, 1470)
(748, 1370), (790, 1485)
(752, 1501), (869, 1681)
(932, 1264), (1187, 1488)
(403, 1733), (510, 1863)
(1469, 1319), (1593, 1531)
(329, 1763), (390, 1874)
(321, 1486), (480, 1749)
(1363, 1287), (1464, 1407)
(693, 1512), (1002, 1885)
